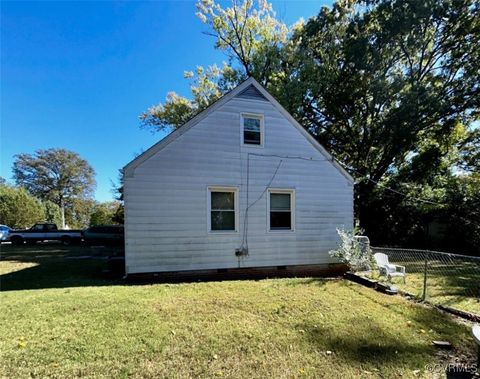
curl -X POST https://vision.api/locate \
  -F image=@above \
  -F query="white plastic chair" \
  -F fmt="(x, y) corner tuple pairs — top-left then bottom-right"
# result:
(473, 324), (480, 346)
(373, 253), (406, 283)
(473, 324), (480, 364)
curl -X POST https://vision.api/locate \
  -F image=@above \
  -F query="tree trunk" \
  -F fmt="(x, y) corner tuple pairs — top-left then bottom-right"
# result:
(60, 198), (65, 229)
(354, 180), (377, 232)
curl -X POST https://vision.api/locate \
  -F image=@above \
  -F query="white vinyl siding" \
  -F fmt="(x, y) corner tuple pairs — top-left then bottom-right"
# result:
(124, 94), (353, 274)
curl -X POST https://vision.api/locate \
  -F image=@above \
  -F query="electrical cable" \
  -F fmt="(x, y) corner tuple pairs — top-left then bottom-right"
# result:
(241, 154), (284, 251)
(337, 162), (480, 228)
(238, 151), (479, 254)
(240, 152), (330, 252)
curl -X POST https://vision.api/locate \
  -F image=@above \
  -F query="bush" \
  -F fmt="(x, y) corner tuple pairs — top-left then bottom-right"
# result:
(0, 185), (45, 228)
(329, 228), (373, 272)
(90, 201), (122, 226)
(43, 200), (62, 226)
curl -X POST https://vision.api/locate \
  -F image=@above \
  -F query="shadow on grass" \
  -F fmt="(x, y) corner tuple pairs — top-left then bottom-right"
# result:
(298, 284), (475, 367)
(301, 317), (430, 364)
(0, 243), (123, 291)
(282, 277), (342, 286)
(343, 283), (475, 352)
(1, 244), (338, 291)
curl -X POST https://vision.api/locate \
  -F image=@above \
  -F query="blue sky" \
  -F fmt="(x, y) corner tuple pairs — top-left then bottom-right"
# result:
(1, 0), (327, 201)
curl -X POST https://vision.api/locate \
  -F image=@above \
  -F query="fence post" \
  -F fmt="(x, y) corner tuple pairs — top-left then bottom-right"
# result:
(422, 252), (428, 301)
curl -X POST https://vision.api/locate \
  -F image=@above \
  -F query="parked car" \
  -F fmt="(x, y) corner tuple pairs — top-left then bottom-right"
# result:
(0, 225), (11, 242)
(9, 223), (82, 245)
(82, 225), (124, 246)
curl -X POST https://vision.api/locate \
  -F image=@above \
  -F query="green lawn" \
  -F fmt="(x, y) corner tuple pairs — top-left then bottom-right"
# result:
(395, 272), (480, 316)
(0, 244), (477, 378)
(363, 258), (480, 316)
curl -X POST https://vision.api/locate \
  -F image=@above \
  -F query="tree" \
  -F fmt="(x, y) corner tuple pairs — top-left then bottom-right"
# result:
(364, 173), (480, 255)
(111, 169), (125, 224)
(138, 0), (480, 249)
(289, 0), (479, 225)
(361, 122), (480, 254)
(458, 127), (480, 173)
(89, 201), (122, 226)
(442, 174), (480, 254)
(140, 0), (289, 133)
(43, 200), (63, 226)
(65, 198), (96, 229)
(112, 204), (124, 225)
(141, 0), (479, 186)
(13, 148), (96, 228)
(0, 184), (45, 228)
(196, 0), (288, 82)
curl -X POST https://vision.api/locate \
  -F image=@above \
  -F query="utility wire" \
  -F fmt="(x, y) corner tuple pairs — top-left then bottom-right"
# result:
(241, 154), (283, 250)
(248, 154), (479, 226)
(247, 152), (329, 162)
(345, 164), (443, 206)
(238, 152), (479, 252)
(241, 152), (330, 250)
(337, 162), (480, 228)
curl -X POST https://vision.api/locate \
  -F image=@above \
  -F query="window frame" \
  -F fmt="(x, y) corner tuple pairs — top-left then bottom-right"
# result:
(240, 113), (264, 147)
(31, 224), (44, 231)
(267, 188), (295, 232)
(207, 186), (239, 233)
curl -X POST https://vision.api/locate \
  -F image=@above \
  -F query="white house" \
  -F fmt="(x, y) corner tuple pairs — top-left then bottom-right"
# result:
(123, 77), (354, 277)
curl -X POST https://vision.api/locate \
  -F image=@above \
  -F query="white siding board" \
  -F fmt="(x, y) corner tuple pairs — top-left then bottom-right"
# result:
(125, 92), (353, 274)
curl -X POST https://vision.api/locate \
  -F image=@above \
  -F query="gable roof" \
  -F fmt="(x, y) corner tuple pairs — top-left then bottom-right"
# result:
(124, 77), (354, 183)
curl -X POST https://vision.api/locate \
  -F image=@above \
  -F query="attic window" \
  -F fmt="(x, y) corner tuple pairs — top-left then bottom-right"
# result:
(241, 114), (264, 146)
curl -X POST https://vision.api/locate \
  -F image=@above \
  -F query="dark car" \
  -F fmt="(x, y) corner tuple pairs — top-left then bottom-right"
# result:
(82, 225), (124, 246)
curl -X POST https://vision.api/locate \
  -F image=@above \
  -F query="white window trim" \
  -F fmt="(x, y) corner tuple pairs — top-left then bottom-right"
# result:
(207, 186), (239, 234)
(267, 188), (295, 232)
(240, 113), (264, 147)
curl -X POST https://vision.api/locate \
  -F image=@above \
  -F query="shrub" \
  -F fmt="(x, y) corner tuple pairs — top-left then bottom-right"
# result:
(43, 200), (62, 226)
(329, 228), (373, 272)
(0, 184), (45, 228)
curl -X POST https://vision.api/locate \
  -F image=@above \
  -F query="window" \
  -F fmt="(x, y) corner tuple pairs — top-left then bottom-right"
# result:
(242, 114), (263, 146)
(268, 190), (295, 231)
(208, 187), (238, 232)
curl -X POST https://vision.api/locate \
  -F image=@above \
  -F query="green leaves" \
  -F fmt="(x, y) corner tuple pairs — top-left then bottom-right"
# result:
(140, 64), (235, 133)
(140, 92), (195, 133)
(138, 0), (479, 251)
(0, 185), (45, 228)
(89, 201), (122, 227)
(13, 148), (95, 204)
(13, 148), (96, 228)
(294, 0), (479, 182)
(140, 0), (289, 133)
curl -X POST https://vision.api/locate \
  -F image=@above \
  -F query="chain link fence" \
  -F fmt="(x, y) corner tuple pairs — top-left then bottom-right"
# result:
(369, 247), (480, 318)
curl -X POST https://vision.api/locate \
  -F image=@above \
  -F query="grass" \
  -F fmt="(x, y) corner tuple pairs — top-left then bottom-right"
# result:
(0, 244), (478, 378)
(0, 243), (122, 291)
(397, 272), (480, 316)
(363, 259), (480, 316)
